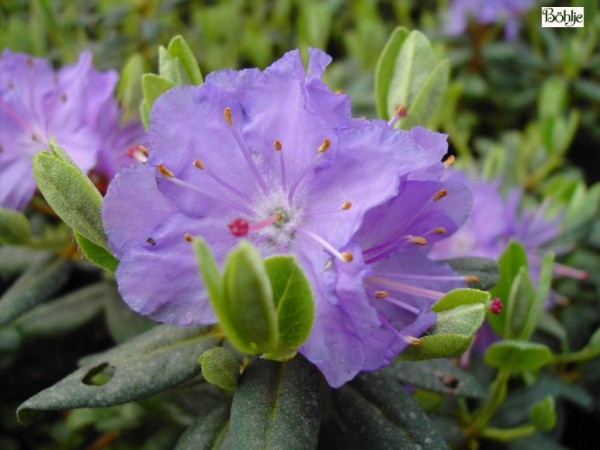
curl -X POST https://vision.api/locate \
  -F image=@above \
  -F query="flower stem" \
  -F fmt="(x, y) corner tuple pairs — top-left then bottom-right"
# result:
(469, 368), (511, 433)
(480, 424), (537, 442)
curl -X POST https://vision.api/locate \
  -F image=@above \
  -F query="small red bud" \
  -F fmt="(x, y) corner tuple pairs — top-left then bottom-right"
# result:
(489, 298), (503, 315)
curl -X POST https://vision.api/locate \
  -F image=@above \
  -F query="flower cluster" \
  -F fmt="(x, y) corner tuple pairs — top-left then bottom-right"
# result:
(0, 49), (145, 210)
(445, 0), (536, 40)
(102, 49), (472, 387)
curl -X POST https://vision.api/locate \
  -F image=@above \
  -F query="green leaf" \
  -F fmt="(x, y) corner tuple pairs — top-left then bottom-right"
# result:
(444, 257), (499, 291)
(529, 396), (556, 431)
(117, 53), (146, 121)
(142, 73), (175, 112)
(503, 267), (536, 339)
(14, 282), (108, 338)
(387, 359), (485, 398)
(231, 356), (322, 450)
(17, 325), (219, 425)
(398, 59), (450, 129)
(175, 404), (231, 450)
(74, 232), (118, 272)
(199, 347), (239, 393)
(0, 207), (31, 245)
(0, 247), (49, 277)
(0, 256), (70, 325)
(221, 241), (277, 355)
(484, 340), (553, 372)
(264, 255), (314, 349)
(375, 27), (410, 119)
(402, 302), (486, 360)
(431, 288), (491, 312)
(384, 30), (445, 125)
(331, 370), (448, 449)
(32, 141), (107, 249)
(166, 35), (203, 85)
(193, 237), (223, 310)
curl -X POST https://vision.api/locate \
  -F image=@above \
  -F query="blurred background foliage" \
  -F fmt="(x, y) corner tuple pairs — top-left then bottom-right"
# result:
(2, 0), (600, 449)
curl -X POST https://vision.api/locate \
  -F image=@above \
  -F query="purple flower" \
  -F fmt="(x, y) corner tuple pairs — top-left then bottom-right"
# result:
(446, 0), (535, 40)
(0, 50), (118, 209)
(102, 49), (471, 386)
(0, 49), (146, 208)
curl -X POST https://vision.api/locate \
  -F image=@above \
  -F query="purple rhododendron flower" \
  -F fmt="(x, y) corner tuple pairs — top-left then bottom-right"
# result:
(0, 49), (146, 209)
(102, 49), (472, 386)
(446, 0), (535, 40)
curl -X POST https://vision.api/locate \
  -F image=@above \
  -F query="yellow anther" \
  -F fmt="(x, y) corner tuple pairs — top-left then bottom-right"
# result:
(443, 155), (455, 167)
(184, 233), (194, 242)
(274, 140), (282, 151)
(464, 275), (480, 283)
(138, 145), (149, 157)
(224, 107), (233, 126)
(405, 336), (422, 345)
(409, 236), (428, 246)
(193, 159), (205, 170)
(341, 251), (354, 262)
(317, 138), (331, 153)
(374, 290), (389, 299)
(432, 227), (447, 234)
(341, 201), (352, 210)
(158, 163), (174, 178)
(433, 189), (448, 201)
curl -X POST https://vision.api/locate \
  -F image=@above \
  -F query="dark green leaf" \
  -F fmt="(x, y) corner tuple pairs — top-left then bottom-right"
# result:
(331, 370), (448, 449)
(0, 256), (70, 324)
(14, 282), (108, 338)
(387, 359), (485, 399)
(231, 356), (322, 450)
(0, 247), (49, 277)
(103, 285), (156, 344)
(17, 325), (219, 424)
(221, 241), (277, 354)
(175, 404), (231, 450)
(264, 255), (314, 348)
(74, 232), (118, 272)
(199, 347), (240, 393)
(0, 207), (31, 245)
(444, 257), (499, 291)
(484, 340), (552, 372)
(375, 27), (409, 119)
(32, 141), (107, 249)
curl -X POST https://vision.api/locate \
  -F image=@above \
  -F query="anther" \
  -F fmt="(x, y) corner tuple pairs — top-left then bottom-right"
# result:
(146, 237), (156, 246)
(138, 145), (149, 157)
(432, 227), (447, 234)
(341, 252), (354, 262)
(228, 218), (249, 237)
(335, 89), (344, 94)
(158, 163), (174, 178)
(274, 140), (282, 151)
(317, 138), (331, 153)
(223, 107), (233, 126)
(395, 104), (408, 117)
(184, 233), (194, 242)
(374, 290), (389, 299)
(489, 298), (503, 315)
(464, 275), (480, 283)
(193, 159), (205, 170)
(405, 336), (422, 345)
(433, 189), (448, 201)
(409, 236), (428, 246)
(341, 201), (352, 210)
(443, 155), (455, 167)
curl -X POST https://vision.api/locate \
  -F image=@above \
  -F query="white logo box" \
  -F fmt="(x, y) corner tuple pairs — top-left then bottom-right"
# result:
(541, 7), (584, 28)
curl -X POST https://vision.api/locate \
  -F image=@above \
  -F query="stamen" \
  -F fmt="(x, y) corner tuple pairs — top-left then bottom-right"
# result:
(184, 233), (194, 242)
(375, 293), (421, 315)
(388, 104), (408, 128)
(146, 237), (156, 246)
(432, 227), (447, 234)
(341, 201), (352, 210)
(433, 189), (448, 201)
(158, 164), (253, 214)
(274, 140), (287, 192)
(317, 138), (331, 153)
(464, 275), (480, 283)
(138, 145), (149, 158)
(374, 290), (388, 299)
(335, 89), (344, 94)
(193, 158), (251, 202)
(368, 276), (446, 300)
(378, 314), (420, 344)
(373, 272), (479, 283)
(405, 336), (422, 345)
(222, 107), (268, 194)
(295, 227), (352, 263)
(127, 145), (148, 163)
(304, 201), (353, 217)
(443, 155), (455, 168)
